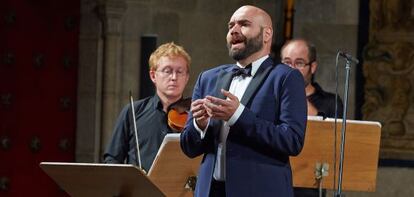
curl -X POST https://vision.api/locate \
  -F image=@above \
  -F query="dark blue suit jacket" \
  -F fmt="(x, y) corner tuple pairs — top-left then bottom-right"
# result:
(180, 58), (307, 197)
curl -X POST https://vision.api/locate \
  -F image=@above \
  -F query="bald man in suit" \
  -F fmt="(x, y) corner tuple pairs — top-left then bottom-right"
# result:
(181, 5), (307, 197)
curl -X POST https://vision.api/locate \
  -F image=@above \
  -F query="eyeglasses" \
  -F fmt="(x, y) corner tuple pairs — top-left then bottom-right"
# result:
(282, 59), (314, 69)
(155, 68), (188, 78)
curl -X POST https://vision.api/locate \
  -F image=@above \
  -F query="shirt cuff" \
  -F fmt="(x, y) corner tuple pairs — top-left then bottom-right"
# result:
(228, 104), (245, 126)
(193, 118), (210, 139)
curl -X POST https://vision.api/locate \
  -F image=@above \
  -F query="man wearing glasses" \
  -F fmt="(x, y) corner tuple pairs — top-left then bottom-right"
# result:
(104, 42), (190, 172)
(281, 38), (343, 119)
(281, 38), (344, 197)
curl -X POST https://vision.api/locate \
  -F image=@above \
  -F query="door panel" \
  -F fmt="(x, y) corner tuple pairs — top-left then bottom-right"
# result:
(0, 0), (79, 196)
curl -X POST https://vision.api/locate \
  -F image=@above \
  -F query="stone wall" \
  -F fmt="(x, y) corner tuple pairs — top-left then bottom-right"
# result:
(293, 0), (359, 119)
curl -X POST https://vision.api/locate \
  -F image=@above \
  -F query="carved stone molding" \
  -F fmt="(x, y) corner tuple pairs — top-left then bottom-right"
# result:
(95, 0), (127, 153)
(363, 41), (414, 159)
(97, 0), (127, 36)
(364, 0), (414, 160)
(370, 0), (414, 32)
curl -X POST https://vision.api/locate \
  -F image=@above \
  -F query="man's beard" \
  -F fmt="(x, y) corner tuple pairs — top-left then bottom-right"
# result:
(304, 79), (311, 87)
(304, 72), (313, 87)
(227, 28), (263, 61)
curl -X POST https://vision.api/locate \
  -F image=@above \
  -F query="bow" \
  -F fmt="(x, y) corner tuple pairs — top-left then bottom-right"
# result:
(232, 64), (252, 78)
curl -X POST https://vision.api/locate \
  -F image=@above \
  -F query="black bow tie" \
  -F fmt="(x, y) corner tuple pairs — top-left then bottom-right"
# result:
(232, 64), (252, 78)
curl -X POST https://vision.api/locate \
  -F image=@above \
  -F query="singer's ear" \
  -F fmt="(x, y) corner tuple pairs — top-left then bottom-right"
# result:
(263, 26), (273, 43)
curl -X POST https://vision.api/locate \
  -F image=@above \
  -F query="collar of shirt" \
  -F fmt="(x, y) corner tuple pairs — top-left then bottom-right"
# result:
(235, 55), (269, 77)
(167, 97), (189, 112)
(152, 94), (164, 111)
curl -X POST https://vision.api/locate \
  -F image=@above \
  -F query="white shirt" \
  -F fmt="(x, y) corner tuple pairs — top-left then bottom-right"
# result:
(194, 55), (269, 181)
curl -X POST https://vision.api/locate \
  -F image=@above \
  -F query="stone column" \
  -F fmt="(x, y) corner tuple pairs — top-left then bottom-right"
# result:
(76, 0), (104, 162)
(97, 0), (126, 157)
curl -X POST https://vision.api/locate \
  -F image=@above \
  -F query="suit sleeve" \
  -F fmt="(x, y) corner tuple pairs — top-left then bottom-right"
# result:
(231, 69), (307, 156)
(180, 72), (215, 158)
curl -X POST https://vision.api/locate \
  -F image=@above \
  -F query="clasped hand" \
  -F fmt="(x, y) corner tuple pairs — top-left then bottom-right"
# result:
(191, 89), (240, 130)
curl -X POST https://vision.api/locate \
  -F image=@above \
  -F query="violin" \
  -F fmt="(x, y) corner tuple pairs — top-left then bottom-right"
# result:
(167, 98), (191, 132)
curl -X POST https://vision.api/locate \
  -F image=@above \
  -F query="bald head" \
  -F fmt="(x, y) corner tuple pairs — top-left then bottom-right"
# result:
(281, 39), (317, 64)
(227, 5), (273, 65)
(235, 5), (273, 29)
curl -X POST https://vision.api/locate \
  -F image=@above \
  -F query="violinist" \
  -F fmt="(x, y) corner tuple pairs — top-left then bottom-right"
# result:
(103, 42), (191, 172)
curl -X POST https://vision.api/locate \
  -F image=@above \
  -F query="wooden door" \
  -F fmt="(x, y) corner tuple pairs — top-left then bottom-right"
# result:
(0, 0), (79, 196)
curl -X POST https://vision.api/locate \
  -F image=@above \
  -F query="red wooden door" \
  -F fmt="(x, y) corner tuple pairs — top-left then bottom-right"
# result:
(0, 0), (79, 196)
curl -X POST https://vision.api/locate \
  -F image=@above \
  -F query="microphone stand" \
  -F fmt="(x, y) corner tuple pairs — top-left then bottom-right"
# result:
(335, 59), (352, 197)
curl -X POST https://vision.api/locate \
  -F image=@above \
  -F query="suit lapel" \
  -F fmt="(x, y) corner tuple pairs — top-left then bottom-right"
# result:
(213, 66), (234, 99)
(240, 58), (274, 106)
(211, 66), (234, 138)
